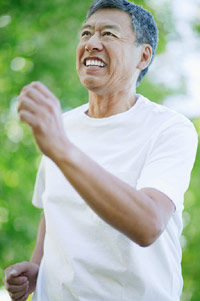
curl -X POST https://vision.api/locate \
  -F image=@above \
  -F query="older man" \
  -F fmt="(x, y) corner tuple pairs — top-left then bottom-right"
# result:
(4, 0), (198, 300)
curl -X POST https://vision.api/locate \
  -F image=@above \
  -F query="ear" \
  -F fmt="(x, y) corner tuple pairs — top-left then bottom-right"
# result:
(137, 44), (152, 70)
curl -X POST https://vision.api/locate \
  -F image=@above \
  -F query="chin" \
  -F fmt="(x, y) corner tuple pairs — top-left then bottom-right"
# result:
(81, 77), (101, 90)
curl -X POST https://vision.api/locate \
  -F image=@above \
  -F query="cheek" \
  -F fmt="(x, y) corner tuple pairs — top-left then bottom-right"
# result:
(111, 46), (130, 71)
(76, 43), (84, 69)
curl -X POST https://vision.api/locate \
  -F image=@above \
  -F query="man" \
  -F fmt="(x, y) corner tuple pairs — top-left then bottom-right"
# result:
(4, 0), (198, 300)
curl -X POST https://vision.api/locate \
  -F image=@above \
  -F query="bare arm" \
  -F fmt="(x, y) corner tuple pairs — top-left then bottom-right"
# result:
(55, 144), (174, 247)
(4, 214), (45, 301)
(31, 213), (46, 265)
(18, 82), (175, 247)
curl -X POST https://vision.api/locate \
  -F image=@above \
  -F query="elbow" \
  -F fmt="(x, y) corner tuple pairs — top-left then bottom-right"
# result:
(130, 219), (164, 248)
(137, 234), (158, 248)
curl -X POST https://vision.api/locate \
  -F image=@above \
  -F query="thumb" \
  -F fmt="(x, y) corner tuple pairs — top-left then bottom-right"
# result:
(8, 262), (29, 277)
(9, 269), (18, 277)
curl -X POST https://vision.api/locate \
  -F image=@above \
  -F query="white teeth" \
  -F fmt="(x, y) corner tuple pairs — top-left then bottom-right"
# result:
(85, 59), (105, 67)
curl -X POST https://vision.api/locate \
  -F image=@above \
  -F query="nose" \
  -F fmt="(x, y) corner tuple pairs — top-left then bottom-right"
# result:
(85, 33), (103, 53)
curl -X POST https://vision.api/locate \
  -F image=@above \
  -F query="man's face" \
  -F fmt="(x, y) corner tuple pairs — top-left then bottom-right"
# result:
(76, 8), (143, 95)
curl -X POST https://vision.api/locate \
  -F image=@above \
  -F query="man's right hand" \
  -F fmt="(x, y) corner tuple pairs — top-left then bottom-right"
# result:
(4, 261), (39, 301)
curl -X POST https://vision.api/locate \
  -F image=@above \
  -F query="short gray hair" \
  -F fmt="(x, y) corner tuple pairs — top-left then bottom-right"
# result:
(86, 0), (158, 86)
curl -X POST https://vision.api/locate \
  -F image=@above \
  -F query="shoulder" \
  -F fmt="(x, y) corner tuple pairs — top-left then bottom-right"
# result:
(139, 94), (197, 133)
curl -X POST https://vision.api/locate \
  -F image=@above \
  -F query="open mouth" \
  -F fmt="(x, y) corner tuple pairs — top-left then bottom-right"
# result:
(84, 58), (106, 68)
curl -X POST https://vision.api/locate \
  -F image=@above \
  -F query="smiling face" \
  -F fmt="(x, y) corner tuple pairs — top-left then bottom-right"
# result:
(76, 9), (147, 95)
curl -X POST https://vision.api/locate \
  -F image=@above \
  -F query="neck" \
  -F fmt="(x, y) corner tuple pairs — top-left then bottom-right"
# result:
(87, 90), (137, 118)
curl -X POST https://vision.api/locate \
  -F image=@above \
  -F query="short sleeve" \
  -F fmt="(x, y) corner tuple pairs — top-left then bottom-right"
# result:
(136, 121), (198, 210)
(32, 156), (46, 209)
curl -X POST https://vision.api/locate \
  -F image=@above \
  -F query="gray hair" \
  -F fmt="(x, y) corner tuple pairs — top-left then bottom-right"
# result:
(86, 0), (158, 86)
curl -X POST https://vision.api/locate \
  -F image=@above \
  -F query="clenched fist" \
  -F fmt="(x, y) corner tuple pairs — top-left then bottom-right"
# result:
(4, 261), (39, 301)
(18, 81), (71, 162)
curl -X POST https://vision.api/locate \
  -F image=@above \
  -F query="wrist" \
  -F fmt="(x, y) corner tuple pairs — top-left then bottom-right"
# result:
(47, 135), (73, 163)
(30, 258), (41, 267)
(54, 140), (81, 170)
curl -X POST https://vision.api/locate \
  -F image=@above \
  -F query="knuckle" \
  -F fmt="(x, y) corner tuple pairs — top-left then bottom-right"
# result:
(22, 84), (34, 95)
(18, 111), (24, 120)
(31, 81), (40, 88)
(20, 91), (28, 99)
(18, 97), (24, 107)
(18, 94), (23, 102)
(9, 291), (14, 298)
(22, 295), (28, 301)
(21, 84), (31, 93)
(4, 266), (12, 277)
(46, 102), (54, 113)
(25, 89), (33, 98)
(22, 85), (29, 91)
(35, 123), (43, 133)
(6, 265), (14, 271)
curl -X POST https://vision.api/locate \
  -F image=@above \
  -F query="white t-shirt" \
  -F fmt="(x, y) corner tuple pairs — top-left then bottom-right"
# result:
(32, 95), (198, 301)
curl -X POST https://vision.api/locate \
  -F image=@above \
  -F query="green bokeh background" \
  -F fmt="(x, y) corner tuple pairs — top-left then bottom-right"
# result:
(0, 0), (199, 300)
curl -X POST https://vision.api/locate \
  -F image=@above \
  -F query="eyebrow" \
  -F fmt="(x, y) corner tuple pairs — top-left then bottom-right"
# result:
(81, 24), (120, 32)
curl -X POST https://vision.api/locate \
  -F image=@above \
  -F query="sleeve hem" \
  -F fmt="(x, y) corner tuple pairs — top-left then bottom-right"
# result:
(136, 180), (184, 211)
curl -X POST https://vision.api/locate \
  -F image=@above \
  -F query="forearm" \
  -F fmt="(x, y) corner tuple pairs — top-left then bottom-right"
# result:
(17, 82), (173, 247)
(55, 142), (161, 246)
(30, 214), (45, 265)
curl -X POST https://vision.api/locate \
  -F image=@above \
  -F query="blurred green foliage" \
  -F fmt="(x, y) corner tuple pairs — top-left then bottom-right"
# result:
(0, 0), (199, 300)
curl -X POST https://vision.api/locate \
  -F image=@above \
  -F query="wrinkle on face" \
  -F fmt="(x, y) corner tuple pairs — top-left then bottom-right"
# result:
(76, 9), (144, 117)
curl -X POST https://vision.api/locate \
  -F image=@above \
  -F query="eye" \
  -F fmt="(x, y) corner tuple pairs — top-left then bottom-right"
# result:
(102, 31), (116, 37)
(81, 31), (91, 37)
